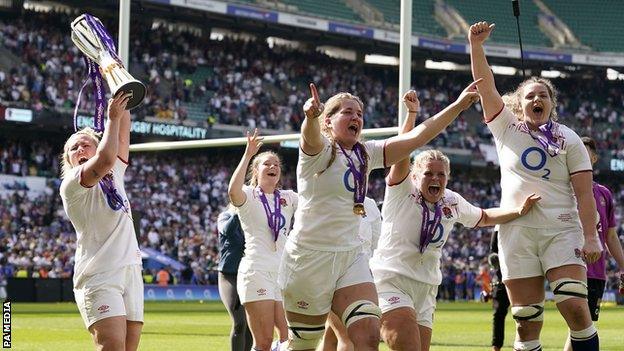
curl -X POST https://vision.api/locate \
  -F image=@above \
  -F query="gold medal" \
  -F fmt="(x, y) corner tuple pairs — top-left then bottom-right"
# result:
(353, 203), (366, 216)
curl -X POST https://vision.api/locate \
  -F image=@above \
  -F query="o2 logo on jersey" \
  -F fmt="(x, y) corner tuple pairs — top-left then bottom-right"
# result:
(521, 147), (551, 180)
(429, 223), (445, 248)
(277, 214), (287, 231)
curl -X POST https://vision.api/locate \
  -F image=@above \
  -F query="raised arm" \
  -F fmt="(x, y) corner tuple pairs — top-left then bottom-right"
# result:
(468, 22), (504, 119)
(571, 171), (603, 263)
(117, 105), (131, 162)
(301, 83), (325, 155)
(384, 80), (481, 166)
(477, 193), (541, 227)
(81, 93), (130, 187)
(386, 90), (420, 185)
(228, 129), (263, 207)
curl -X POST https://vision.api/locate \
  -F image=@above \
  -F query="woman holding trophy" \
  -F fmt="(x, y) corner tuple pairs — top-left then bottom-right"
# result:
(61, 13), (147, 351)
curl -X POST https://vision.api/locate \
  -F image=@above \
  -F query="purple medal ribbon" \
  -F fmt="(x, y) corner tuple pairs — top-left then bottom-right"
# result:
(99, 173), (129, 213)
(73, 14), (121, 132)
(528, 120), (560, 157)
(419, 195), (442, 253)
(338, 143), (367, 210)
(258, 188), (282, 242)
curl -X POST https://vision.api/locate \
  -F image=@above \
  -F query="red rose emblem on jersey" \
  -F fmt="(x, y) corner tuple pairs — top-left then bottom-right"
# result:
(280, 198), (287, 206)
(442, 206), (452, 219)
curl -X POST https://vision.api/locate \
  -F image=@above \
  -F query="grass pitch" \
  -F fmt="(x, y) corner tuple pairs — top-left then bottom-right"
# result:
(9, 300), (624, 350)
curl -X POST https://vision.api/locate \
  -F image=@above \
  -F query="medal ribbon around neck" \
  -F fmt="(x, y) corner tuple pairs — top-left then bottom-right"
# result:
(419, 195), (442, 254)
(338, 143), (367, 216)
(99, 173), (129, 213)
(257, 187), (282, 242)
(527, 120), (561, 157)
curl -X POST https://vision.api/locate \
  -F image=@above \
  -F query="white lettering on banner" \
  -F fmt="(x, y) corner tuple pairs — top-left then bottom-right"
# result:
(484, 46), (520, 58)
(573, 54), (624, 67)
(373, 29), (400, 43)
(149, 123), (208, 139)
(174, 0), (227, 13)
(610, 159), (624, 171)
(278, 13), (327, 30)
(5, 108), (33, 123)
(131, 121), (152, 134)
(77, 116), (207, 139)
(333, 26), (363, 36)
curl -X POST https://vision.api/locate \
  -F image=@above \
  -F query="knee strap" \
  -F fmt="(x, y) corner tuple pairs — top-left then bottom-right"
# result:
(341, 300), (381, 329)
(286, 321), (325, 350)
(550, 278), (587, 304)
(511, 301), (544, 322)
(513, 339), (542, 351)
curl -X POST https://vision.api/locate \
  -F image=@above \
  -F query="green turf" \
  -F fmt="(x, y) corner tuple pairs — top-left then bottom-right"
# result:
(9, 300), (624, 350)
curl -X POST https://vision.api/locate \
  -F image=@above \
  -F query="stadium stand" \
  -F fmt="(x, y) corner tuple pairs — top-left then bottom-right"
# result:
(547, 0), (624, 52)
(444, 0), (549, 47)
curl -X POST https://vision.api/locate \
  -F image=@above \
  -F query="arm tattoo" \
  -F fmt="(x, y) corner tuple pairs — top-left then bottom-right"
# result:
(92, 169), (99, 178)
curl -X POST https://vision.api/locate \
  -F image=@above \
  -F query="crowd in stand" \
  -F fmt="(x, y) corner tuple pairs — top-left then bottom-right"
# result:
(2, 11), (624, 159)
(1, 136), (623, 297)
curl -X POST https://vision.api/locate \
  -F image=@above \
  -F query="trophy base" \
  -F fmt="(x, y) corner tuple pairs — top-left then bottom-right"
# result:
(114, 81), (147, 111)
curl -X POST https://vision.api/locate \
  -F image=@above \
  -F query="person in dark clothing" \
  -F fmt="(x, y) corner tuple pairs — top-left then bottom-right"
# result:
(218, 206), (253, 351)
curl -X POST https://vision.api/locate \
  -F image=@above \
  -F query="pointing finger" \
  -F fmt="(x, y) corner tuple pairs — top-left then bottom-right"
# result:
(309, 83), (320, 104)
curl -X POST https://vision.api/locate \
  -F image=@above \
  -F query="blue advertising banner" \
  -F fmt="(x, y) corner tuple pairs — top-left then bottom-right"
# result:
(226, 4), (278, 23)
(328, 22), (374, 38)
(418, 38), (466, 54)
(144, 284), (220, 301)
(525, 51), (572, 63)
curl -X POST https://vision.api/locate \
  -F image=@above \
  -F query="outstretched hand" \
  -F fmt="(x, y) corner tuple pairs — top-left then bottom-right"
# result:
(244, 128), (264, 158)
(303, 83), (325, 119)
(402, 90), (420, 113)
(108, 92), (131, 121)
(469, 21), (495, 45)
(455, 79), (483, 111)
(518, 193), (541, 216)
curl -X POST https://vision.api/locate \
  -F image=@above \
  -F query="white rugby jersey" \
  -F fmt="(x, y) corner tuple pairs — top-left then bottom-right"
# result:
(487, 106), (591, 228)
(60, 158), (142, 285)
(370, 178), (482, 285)
(237, 185), (297, 273)
(289, 137), (385, 251)
(359, 196), (381, 258)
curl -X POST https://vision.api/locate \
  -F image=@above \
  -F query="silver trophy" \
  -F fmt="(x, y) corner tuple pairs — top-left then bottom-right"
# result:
(71, 14), (146, 110)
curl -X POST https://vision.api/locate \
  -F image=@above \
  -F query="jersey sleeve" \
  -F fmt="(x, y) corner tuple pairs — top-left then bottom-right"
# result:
(236, 185), (255, 217)
(59, 166), (92, 206)
(298, 136), (334, 177)
(363, 139), (386, 170)
(486, 106), (515, 142)
(565, 131), (593, 175)
(455, 192), (484, 228)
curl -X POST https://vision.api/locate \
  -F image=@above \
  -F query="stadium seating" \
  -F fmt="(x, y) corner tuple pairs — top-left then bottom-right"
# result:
(279, 0), (362, 23)
(444, 0), (550, 47)
(547, 0), (624, 52)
